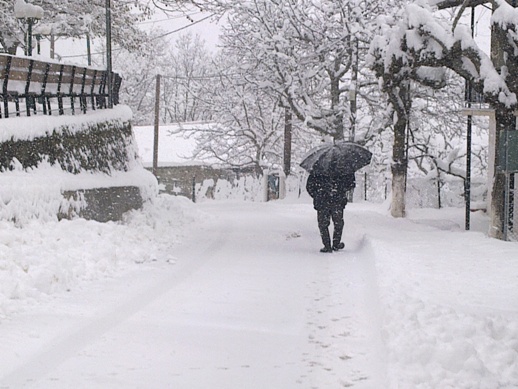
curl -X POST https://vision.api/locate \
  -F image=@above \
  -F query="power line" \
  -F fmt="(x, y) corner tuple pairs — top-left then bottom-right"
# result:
(58, 46), (123, 59)
(152, 14), (214, 39)
(56, 13), (217, 59)
(137, 11), (205, 25)
(161, 73), (240, 80)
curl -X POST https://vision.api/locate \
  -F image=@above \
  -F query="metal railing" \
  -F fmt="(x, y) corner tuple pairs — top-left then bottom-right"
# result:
(0, 53), (121, 118)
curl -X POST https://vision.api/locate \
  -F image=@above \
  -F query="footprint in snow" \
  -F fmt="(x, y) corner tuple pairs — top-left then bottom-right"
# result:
(286, 231), (302, 240)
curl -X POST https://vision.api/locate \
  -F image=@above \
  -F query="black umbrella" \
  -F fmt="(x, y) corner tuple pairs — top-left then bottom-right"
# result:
(300, 141), (372, 175)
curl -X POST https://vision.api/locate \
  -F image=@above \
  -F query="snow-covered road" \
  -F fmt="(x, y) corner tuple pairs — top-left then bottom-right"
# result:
(0, 200), (385, 389)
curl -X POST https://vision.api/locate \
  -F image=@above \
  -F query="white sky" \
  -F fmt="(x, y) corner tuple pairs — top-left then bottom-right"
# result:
(26, 5), (222, 67)
(143, 7), (223, 52)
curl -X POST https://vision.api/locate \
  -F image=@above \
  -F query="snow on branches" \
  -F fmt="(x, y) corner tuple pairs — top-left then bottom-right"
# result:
(369, 0), (517, 109)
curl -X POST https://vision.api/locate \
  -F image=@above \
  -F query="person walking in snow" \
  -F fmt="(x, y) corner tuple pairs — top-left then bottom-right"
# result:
(306, 171), (355, 253)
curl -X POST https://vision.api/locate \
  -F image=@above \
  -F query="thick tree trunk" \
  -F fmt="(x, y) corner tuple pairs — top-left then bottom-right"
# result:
(389, 83), (411, 218)
(391, 169), (407, 217)
(490, 173), (507, 239)
(391, 114), (408, 218)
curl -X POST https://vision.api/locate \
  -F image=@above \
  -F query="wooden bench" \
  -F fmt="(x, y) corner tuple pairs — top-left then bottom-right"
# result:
(0, 54), (120, 118)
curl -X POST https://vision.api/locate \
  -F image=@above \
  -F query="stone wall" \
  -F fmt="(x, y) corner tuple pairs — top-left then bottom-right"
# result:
(0, 106), (155, 223)
(0, 116), (136, 174)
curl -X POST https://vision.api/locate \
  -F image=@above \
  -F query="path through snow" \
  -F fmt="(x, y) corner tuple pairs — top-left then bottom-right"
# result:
(0, 200), (385, 388)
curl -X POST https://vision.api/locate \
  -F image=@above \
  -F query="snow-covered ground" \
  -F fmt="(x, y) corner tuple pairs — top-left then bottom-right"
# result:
(1, 193), (517, 388)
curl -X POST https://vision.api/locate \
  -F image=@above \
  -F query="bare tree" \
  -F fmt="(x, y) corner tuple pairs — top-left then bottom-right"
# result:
(192, 0), (386, 142)
(114, 29), (172, 125)
(177, 54), (286, 174)
(115, 29), (216, 125)
(162, 32), (214, 123)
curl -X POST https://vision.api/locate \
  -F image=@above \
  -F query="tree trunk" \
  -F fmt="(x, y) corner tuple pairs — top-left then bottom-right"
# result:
(391, 114), (408, 218)
(389, 83), (411, 218)
(490, 172), (507, 239)
(330, 73), (344, 140)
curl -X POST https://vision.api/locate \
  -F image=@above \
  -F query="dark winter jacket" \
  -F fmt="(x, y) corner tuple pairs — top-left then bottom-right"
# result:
(306, 172), (355, 211)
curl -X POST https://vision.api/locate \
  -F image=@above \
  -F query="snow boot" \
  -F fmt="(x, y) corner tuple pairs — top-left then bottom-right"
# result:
(320, 246), (333, 253)
(333, 242), (345, 251)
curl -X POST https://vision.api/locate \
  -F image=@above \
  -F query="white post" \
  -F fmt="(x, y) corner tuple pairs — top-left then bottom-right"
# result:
(278, 170), (286, 200)
(262, 172), (269, 202)
(462, 108), (496, 214)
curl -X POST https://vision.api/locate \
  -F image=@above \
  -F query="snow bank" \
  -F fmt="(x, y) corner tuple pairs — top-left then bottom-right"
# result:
(362, 207), (518, 388)
(0, 194), (205, 319)
(0, 160), (157, 225)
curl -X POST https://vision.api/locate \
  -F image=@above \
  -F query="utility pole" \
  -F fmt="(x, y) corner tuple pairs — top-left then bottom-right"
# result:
(284, 108), (292, 176)
(86, 33), (92, 66)
(105, 0), (113, 108)
(153, 74), (161, 177)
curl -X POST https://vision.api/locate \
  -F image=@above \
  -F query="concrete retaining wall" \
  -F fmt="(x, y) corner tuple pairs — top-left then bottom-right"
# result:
(61, 186), (144, 223)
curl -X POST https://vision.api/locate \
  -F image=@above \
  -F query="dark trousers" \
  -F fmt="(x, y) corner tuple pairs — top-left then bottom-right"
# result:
(317, 207), (344, 249)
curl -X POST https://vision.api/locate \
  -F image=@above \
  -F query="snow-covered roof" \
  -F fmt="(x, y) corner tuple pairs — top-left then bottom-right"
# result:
(133, 122), (215, 167)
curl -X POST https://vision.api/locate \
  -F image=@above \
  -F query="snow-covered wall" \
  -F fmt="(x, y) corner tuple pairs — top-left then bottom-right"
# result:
(0, 106), (157, 224)
(0, 106), (137, 173)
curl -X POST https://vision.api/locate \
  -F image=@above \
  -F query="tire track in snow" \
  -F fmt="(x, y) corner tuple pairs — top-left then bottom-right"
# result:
(0, 224), (232, 389)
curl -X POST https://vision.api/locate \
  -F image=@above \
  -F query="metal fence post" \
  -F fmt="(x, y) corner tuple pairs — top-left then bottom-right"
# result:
(153, 74), (160, 177)
(192, 176), (196, 203)
(364, 172), (368, 201)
